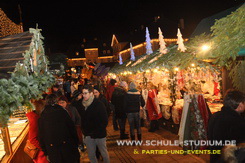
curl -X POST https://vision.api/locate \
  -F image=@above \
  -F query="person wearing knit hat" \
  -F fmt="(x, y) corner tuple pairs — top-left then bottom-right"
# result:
(124, 82), (145, 142)
(120, 81), (128, 91)
(72, 90), (82, 100)
(129, 82), (137, 90)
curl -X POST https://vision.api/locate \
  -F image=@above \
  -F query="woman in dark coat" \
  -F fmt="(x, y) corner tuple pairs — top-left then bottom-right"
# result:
(111, 82), (129, 139)
(94, 85), (111, 117)
(38, 94), (80, 163)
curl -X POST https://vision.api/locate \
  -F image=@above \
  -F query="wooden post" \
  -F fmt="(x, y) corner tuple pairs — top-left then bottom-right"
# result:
(1, 127), (13, 156)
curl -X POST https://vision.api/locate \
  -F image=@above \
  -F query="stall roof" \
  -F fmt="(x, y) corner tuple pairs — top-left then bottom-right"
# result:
(190, 4), (242, 37)
(191, 3), (245, 56)
(0, 31), (33, 79)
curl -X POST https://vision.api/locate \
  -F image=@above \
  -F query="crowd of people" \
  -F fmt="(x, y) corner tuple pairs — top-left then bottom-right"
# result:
(25, 76), (245, 163)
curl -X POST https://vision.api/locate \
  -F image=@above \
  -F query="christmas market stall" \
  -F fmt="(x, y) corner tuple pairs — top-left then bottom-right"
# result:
(109, 27), (222, 133)
(0, 28), (55, 162)
(108, 4), (244, 151)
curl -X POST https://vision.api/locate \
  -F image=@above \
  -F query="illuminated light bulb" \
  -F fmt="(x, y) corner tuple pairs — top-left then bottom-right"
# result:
(191, 63), (195, 67)
(201, 45), (210, 51)
(174, 67), (179, 71)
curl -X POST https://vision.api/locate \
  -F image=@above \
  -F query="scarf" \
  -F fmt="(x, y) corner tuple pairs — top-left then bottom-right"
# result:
(82, 95), (94, 110)
(128, 88), (138, 92)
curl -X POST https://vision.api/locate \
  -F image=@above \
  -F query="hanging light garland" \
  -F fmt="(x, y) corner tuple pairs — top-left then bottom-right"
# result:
(0, 8), (23, 37)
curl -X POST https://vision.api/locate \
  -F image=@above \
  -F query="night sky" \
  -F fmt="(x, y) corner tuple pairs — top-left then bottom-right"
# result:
(0, 0), (244, 54)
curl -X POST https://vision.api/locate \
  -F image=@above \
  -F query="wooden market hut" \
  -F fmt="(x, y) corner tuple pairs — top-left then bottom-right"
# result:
(0, 31), (41, 163)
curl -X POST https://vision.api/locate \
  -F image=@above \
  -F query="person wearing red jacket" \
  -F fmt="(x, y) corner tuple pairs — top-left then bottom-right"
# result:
(26, 100), (49, 163)
(106, 79), (119, 130)
(105, 79), (117, 102)
(146, 82), (163, 132)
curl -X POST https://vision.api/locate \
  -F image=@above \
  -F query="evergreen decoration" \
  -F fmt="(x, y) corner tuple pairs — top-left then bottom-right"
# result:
(229, 61), (245, 92)
(158, 27), (168, 54)
(210, 4), (245, 92)
(0, 28), (55, 127)
(145, 27), (153, 55)
(119, 53), (123, 65)
(210, 4), (245, 68)
(130, 42), (136, 61)
(177, 28), (187, 52)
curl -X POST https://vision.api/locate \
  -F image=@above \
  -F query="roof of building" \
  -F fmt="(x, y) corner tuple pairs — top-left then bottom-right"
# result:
(0, 31), (33, 78)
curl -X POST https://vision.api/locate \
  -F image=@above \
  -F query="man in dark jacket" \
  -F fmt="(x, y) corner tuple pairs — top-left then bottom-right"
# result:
(208, 90), (245, 163)
(111, 81), (129, 139)
(39, 94), (80, 163)
(78, 84), (110, 163)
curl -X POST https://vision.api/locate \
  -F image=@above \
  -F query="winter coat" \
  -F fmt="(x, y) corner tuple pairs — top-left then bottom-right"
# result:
(98, 94), (111, 117)
(77, 98), (108, 139)
(208, 106), (245, 163)
(63, 81), (71, 93)
(64, 104), (81, 126)
(38, 104), (80, 163)
(111, 86), (127, 118)
(124, 89), (145, 113)
(106, 84), (116, 101)
(146, 89), (162, 120)
(26, 111), (49, 163)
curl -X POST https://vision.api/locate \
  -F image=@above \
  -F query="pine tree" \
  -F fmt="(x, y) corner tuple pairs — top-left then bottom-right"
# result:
(145, 27), (153, 55)
(177, 28), (186, 52)
(130, 42), (135, 61)
(158, 27), (168, 54)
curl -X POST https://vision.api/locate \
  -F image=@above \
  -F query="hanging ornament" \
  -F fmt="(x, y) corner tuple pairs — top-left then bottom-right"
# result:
(30, 58), (33, 72)
(130, 42), (135, 61)
(177, 28), (187, 52)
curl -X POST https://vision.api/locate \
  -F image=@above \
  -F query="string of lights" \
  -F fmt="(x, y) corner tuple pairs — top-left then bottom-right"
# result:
(0, 8), (23, 37)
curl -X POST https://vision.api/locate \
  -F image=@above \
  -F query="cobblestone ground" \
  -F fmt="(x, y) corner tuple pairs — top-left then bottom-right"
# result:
(80, 116), (209, 163)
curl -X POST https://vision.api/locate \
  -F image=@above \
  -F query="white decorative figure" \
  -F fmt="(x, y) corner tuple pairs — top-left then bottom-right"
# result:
(130, 42), (135, 61)
(177, 28), (187, 52)
(145, 27), (153, 55)
(158, 27), (168, 54)
(119, 53), (123, 65)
